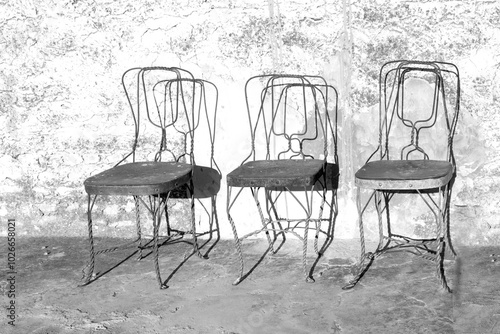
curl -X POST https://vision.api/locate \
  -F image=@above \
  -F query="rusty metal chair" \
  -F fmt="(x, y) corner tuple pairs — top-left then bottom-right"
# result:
(80, 67), (220, 289)
(227, 74), (339, 285)
(343, 60), (460, 292)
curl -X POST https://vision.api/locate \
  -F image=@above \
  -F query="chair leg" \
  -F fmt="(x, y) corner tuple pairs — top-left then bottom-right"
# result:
(436, 238), (451, 292)
(299, 185), (316, 283)
(227, 185), (245, 285)
(164, 201), (172, 238)
(187, 178), (204, 259)
(358, 188), (370, 260)
(265, 189), (287, 253)
(445, 185), (458, 259)
(313, 187), (328, 255)
(436, 186), (452, 292)
(315, 188), (337, 257)
(211, 196), (221, 244)
(254, 187), (275, 253)
(302, 218), (314, 283)
(152, 195), (167, 289)
(201, 195), (220, 258)
(342, 188), (375, 290)
(80, 194), (97, 286)
(134, 196), (143, 261)
(375, 191), (386, 250)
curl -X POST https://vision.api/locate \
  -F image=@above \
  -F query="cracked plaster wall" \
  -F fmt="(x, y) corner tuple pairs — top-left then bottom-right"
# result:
(0, 0), (499, 246)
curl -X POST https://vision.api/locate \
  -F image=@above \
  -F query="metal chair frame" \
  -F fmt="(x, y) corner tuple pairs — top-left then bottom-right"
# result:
(81, 67), (220, 289)
(344, 60), (460, 292)
(227, 74), (339, 285)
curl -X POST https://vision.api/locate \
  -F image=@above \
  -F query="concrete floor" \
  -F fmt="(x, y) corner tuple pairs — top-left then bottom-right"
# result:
(1, 236), (499, 334)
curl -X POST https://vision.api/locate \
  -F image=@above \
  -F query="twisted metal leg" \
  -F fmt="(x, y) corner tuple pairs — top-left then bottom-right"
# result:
(342, 188), (374, 290)
(152, 195), (167, 289)
(313, 186), (327, 255)
(445, 184), (458, 259)
(187, 178), (204, 259)
(227, 185), (245, 285)
(80, 194), (98, 286)
(375, 191), (385, 250)
(315, 187), (337, 257)
(435, 186), (452, 292)
(303, 218), (314, 283)
(255, 187), (275, 253)
(266, 189), (287, 253)
(134, 196), (143, 260)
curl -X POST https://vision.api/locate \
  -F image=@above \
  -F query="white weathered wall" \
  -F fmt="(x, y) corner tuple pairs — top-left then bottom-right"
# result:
(0, 0), (499, 245)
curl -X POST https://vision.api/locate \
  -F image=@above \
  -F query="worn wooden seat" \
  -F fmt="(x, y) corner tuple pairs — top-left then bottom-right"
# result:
(84, 162), (192, 196)
(227, 159), (325, 188)
(355, 160), (453, 190)
(169, 165), (221, 199)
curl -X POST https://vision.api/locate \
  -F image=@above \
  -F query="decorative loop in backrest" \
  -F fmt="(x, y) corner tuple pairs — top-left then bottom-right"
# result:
(378, 61), (460, 164)
(243, 74), (338, 163)
(121, 67), (218, 169)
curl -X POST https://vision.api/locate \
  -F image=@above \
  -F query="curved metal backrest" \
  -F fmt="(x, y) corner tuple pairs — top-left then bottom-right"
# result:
(242, 74), (338, 164)
(372, 60), (460, 166)
(118, 67), (218, 170)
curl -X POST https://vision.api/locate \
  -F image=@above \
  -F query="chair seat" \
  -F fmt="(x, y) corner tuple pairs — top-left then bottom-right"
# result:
(355, 160), (454, 190)
(84, 162), (192, 196)
(227, 159), (326, 188)
(170, 165), (221, 199)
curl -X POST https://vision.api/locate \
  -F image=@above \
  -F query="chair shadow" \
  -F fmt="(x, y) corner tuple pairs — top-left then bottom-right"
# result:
(235, 241), (273, 284)
(79, 226), (220, 288)
(160, 224), (221, 288)
(236, 225), (335, 285)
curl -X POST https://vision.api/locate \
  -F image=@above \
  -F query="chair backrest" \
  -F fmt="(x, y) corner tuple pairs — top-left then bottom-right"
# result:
(375, 60), (460, 165)
(118, 67), (218, 170)
(242, 74), (338, 164)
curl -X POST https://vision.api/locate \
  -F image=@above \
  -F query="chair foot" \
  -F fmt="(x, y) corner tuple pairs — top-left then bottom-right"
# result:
(341, 281), (356, 290)
(233, 277), (243, 286)
(437, 269), (452, 293)
(78, 272), (97, 287)
(80, 262), (95, 281)
(195, 249), (208, 259)
(78, 273), (93, 287)
(342, 272), (364, 290)
(341, 252), (375, 290)
(449, 247), (458, 260)
(306, 276), (315, 283)
(160, 283), (169, 290)
(191, 247), (207, 260)
(136, 248), (144, 261)
(342, 273), (363, 290)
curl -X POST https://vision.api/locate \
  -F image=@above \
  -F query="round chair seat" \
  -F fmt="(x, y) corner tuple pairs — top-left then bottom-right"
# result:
(84, 161), (192, 196)
(355, 160), (454, 190)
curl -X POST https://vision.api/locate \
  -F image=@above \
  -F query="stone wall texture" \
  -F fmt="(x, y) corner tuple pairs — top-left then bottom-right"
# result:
(0, 0), (499, 245)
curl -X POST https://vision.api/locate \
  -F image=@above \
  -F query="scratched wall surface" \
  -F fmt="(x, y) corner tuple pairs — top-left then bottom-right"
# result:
(0, 0), (499, 246)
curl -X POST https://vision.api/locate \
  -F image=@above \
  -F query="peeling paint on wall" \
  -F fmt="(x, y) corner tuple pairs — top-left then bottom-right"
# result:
(0, 0), (499, 246)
